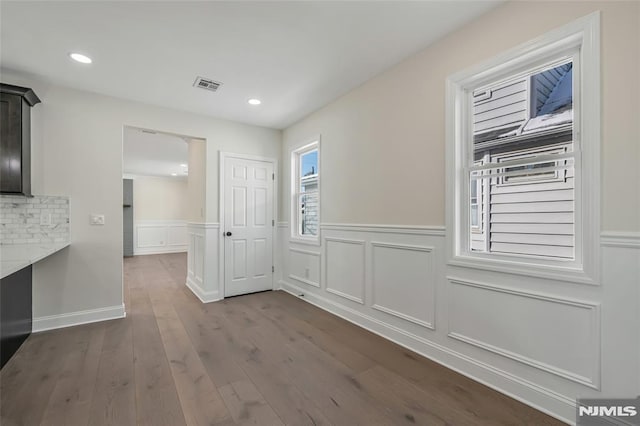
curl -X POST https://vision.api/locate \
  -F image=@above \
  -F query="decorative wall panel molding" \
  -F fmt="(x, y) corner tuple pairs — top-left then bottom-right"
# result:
(288, 248), (321, 288)
(447, 278), (600, 389)
(185, 223), (221, 303)
(324, 237), (366, 304)
(134, 220), (188, 255)
(371, 242), (435, 330)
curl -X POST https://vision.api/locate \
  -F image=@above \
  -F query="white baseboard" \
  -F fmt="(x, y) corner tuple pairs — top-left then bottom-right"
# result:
(279, 279), (575, 425)
(33, 304), (126, 333)
(134, 247), (188, 256)
(186, 277), (221, 303)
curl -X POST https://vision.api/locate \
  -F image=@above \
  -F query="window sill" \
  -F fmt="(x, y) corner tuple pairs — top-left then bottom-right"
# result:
(447, 254), (598, 286)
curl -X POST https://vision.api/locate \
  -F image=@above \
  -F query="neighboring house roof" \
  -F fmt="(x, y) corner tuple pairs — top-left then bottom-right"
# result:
(538, 67), (572, 115)
(520, 108), (572, 135)
(474, 64), (573, 148)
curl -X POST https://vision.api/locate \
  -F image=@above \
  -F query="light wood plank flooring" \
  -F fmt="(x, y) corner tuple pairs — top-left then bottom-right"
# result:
(1, 253), (564, 425)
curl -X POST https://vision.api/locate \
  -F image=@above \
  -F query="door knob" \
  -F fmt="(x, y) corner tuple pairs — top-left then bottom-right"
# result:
(225, 231), (232, 236)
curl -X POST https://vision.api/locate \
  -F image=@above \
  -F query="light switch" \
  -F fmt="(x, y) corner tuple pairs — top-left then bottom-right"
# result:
(90, 214), (105, 225)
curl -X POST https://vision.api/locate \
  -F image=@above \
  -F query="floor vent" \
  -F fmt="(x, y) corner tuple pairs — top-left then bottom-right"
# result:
(193, 76), (223, 92)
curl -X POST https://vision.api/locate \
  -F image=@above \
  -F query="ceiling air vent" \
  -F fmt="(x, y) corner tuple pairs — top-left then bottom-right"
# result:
(193, 76), (223, 92)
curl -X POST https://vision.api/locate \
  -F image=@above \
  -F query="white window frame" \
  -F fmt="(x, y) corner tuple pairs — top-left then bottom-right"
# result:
(495, 144), (569, 186)
(290, 136), (321, 245)
(445, 12), (600, 285)
(470, 160), (483, 232)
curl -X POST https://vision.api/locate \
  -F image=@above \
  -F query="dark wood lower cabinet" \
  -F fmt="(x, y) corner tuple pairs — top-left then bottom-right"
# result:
(0, 265), (32, 368)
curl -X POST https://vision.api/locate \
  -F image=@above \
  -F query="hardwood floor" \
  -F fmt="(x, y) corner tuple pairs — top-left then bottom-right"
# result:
(1, 253), (564, 425)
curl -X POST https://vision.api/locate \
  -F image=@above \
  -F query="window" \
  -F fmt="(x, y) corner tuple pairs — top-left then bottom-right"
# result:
(469, 59), (576, 261)
(446, 13), (600, 283)
(291, 139), (320, 243)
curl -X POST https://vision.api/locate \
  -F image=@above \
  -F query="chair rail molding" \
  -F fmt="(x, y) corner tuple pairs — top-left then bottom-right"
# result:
(600, 231), (640, 248)
(321, 222), (445, 236)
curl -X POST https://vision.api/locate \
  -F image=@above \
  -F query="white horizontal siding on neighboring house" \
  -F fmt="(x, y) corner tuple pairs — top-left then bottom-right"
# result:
(473, 79), (528, 135)
(303, 191), (319, 236)
(488, 145), (575, 259)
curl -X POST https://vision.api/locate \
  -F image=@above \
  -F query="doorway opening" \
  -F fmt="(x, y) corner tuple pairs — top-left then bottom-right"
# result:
(122, 127), (205, 256)
(121, 126), (206, 305)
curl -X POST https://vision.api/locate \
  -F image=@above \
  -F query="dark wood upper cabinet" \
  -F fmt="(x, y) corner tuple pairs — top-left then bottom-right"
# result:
(0, 83), (41, 196)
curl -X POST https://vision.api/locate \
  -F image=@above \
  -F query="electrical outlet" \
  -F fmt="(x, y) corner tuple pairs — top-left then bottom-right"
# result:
(40, 213), (51, 226)
(90, 214), (105, 225)
(305, 268), (310, 279)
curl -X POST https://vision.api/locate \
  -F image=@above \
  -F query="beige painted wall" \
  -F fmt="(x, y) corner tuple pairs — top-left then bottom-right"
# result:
(0, 71), (281, 318)
(132, 176), (188, 221)
(282, 1), (640, 232)
(187, 139), (206, 222)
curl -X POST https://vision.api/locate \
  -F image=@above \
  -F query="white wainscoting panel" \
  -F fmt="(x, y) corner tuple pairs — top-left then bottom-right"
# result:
(134, 220), (188, 255)
(168, 224), (189, 247)
(288, 248), (320, 287)
(325, 237), (366, 304)
(186, 223), (221, 303)
(280, 223), (640, 424)
(447, 278), (600, 388)
(137, 226), (165, 248)
(194, 234), (205, 285)
(371, 242), (435, 329)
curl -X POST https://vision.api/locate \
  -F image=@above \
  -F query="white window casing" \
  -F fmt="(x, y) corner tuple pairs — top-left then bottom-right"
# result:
(445, 12), (600, 285)
(290, 136), (321, 245)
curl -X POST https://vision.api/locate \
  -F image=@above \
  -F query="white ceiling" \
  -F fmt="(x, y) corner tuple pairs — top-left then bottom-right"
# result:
(1, 1), (500, 129)
(123, 127), (189, 178)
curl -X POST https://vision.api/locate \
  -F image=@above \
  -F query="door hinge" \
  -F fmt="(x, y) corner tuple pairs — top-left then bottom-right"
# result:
(272, 219), (275, 226)
(272, 173), (275, 180)
(272, 266), (275, 273)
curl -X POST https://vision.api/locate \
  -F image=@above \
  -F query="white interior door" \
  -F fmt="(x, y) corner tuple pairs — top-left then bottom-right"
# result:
(223, 156), (274, 297)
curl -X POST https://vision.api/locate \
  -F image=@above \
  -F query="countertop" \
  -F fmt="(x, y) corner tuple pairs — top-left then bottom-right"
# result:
(1, 242), (70, 279)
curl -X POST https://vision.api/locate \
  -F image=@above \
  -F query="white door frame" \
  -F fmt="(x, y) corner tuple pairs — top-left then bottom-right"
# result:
(218, 151), (278, 298)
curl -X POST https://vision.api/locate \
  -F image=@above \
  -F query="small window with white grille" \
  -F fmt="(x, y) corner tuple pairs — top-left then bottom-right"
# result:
(291, 139), (320, 243)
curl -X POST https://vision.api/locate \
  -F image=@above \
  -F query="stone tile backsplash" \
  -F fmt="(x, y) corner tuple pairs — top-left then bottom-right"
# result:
(0, 195), (70, 245)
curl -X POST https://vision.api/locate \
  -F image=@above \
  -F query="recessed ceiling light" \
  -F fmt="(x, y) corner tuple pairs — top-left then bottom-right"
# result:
(171, 173), (177, 176)
(69, 53), (92, 64)
(248, 98), (261, 106)
(180, 164), (187, 167)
